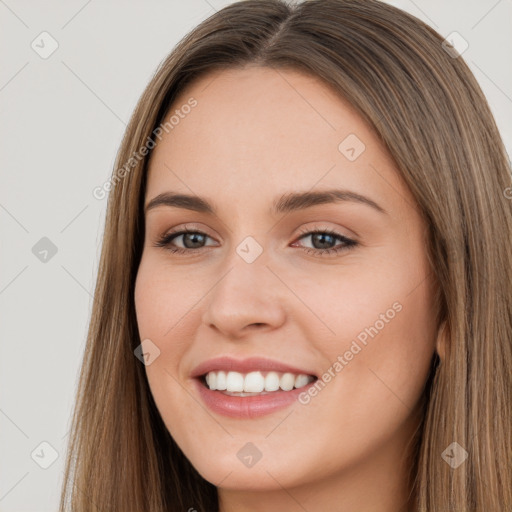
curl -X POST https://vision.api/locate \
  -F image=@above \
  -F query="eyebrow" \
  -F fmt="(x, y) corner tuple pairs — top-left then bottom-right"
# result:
(144, 189), (387, 216)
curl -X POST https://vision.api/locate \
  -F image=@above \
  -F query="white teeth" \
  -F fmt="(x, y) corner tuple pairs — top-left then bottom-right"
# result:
(280, 372), (295, 391)
(206, 372), (216, 390)
(203, 370), (315, 393)
(226, 371), (244, 392)
(265, 371), (280, 392)
(243, 371), (265, 392)
(294, 374), (310, 388)
(216, 371), (227, 391)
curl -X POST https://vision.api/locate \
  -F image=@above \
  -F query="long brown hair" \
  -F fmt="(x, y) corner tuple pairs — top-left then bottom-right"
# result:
(59, 1), (512, 510)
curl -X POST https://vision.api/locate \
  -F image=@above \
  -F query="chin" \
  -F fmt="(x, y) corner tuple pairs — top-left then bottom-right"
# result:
(181, 437), (319, 491)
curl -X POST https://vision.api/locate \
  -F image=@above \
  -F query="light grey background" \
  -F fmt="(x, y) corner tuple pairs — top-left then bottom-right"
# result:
(1, 1), (510, 510)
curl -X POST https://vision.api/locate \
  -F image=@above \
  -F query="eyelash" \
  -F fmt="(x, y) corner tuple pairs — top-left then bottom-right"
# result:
(154, 225), (358, 257)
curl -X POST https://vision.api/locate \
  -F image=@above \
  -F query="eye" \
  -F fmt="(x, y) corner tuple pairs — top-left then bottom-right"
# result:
(153, 225), (358, 257)
(292, 227), (358, 256)
(154, 225), (216, 255)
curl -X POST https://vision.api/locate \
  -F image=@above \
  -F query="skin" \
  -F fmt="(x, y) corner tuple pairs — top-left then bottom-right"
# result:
(134, 65), (441, 512)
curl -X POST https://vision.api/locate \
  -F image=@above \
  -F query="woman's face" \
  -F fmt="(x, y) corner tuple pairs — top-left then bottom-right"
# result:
(135, 66), (439, 497)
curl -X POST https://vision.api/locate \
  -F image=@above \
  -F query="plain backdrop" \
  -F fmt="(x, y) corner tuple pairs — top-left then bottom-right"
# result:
(0, 1), (511, 510)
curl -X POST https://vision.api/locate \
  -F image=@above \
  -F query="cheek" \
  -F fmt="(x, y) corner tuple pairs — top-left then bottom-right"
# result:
(288, 246), (437, 411)
(134, 257), (185, 396)
(134, 255), (207, 342)
(133, 254), (210, 407)
(271, 256), (436, 474)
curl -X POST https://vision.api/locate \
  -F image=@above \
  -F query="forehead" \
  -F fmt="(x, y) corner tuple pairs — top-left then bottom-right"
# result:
(146, 66), (412, 218)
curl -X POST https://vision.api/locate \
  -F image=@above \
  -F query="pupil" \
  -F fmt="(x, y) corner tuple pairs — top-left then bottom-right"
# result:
(313, 233), (334, 249)
(184, 233), (204, 248)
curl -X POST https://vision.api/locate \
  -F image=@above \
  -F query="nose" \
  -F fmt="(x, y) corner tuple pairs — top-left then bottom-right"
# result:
(201, 257), (287, 339)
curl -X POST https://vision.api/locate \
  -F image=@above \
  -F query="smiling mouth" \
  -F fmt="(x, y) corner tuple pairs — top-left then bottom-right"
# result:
(199, 370), (318, 396)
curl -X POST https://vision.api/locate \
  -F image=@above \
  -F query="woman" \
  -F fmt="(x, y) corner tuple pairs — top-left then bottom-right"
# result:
(59, 0), (512, 510)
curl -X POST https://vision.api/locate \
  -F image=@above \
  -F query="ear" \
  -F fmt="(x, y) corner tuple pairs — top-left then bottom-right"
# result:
(435, 320), (448, 361)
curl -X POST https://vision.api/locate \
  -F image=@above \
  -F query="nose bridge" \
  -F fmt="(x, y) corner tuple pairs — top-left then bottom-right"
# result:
(201, 244), (287, 335)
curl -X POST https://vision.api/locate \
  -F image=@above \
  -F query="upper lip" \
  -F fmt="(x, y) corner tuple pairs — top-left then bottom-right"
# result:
(190, 356), (317, 379)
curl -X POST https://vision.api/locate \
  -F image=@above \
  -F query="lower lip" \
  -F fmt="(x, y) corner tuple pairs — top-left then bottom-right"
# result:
(193, 378), (315, 418)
